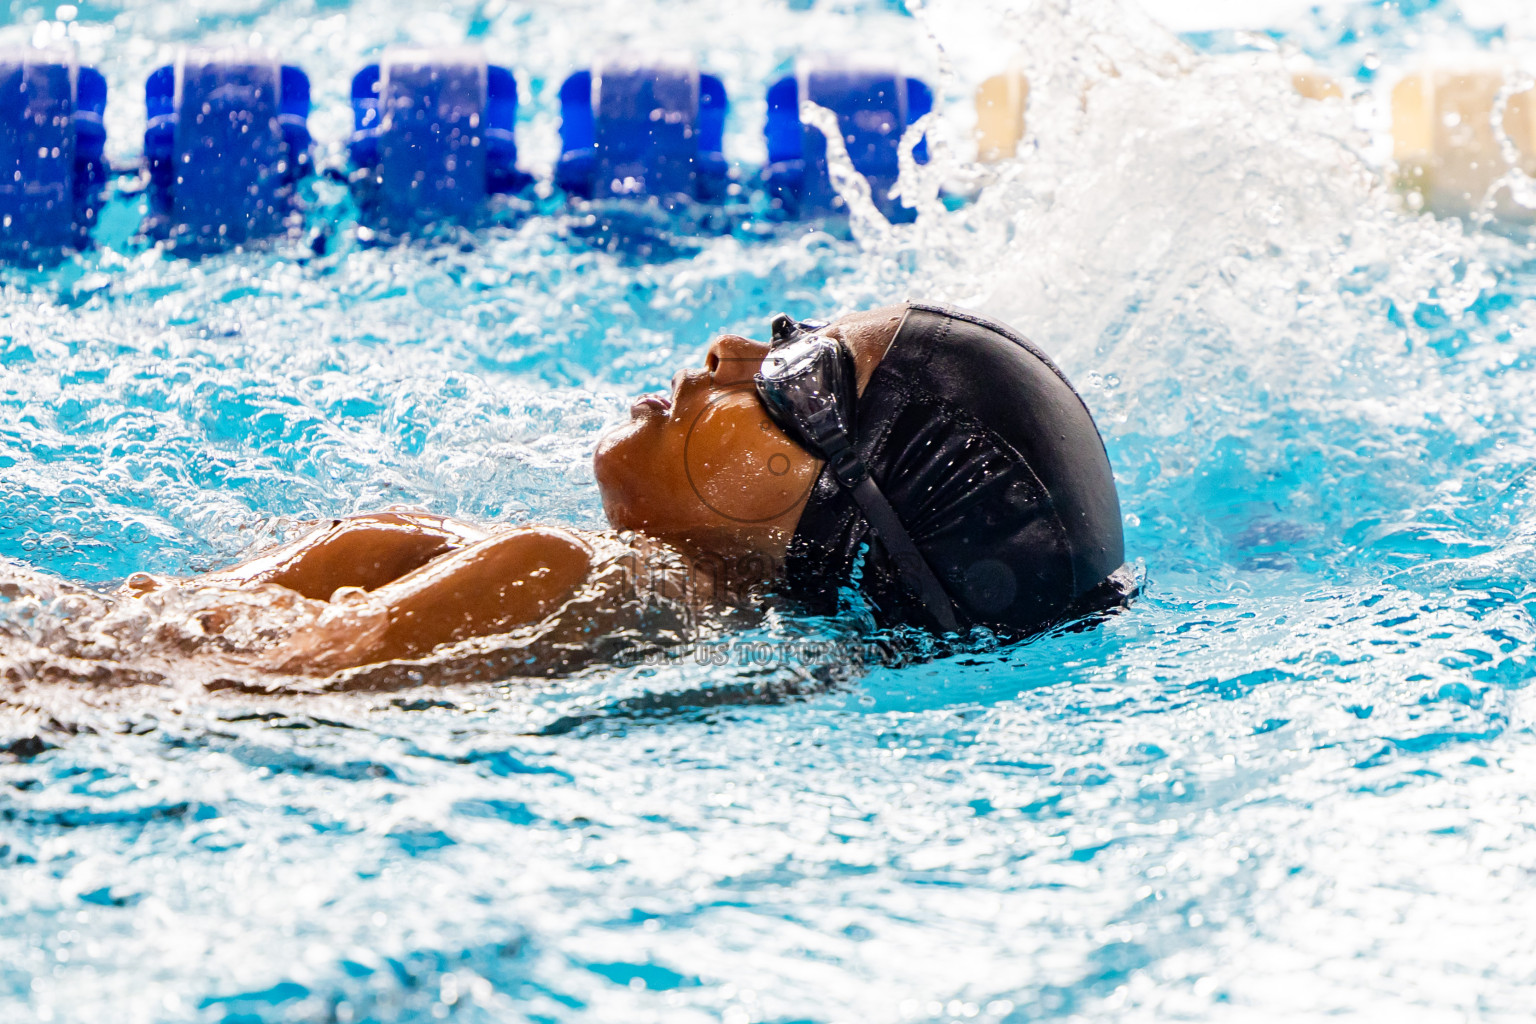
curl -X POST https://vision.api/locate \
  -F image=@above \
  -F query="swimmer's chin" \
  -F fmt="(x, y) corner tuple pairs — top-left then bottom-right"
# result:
(592, 419), (654, 529)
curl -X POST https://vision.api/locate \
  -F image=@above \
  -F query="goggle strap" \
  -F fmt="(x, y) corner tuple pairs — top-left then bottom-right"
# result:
(847, 476), (961, 634)
(758, 313), (959, 632)
(812, 421), (869, 487)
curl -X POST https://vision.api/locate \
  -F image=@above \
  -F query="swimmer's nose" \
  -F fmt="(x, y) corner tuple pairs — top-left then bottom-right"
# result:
(705, 333), (770, 385)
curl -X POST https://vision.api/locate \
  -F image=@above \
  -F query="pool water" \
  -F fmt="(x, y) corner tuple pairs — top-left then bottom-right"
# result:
(6, 0), (1536, 1019)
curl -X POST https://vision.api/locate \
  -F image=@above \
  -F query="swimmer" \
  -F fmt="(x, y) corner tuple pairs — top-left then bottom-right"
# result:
(68, 302), (1129, 683)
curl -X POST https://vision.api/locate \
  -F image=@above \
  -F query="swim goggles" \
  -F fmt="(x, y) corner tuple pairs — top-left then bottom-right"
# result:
(754, 313), (961, 633)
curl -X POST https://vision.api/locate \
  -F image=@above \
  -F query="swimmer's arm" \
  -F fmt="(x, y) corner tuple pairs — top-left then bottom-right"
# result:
(306, 526), (595, 668)
(144, 512), (493, 601)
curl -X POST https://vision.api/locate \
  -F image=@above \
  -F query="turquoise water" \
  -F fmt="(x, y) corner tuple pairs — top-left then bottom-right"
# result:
(6, 0), (1536, 1019)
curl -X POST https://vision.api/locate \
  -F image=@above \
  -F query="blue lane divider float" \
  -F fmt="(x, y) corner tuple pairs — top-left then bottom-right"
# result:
(763, 58), (932, 223)
(556, 56), (729, 204)
(0, 46), (945, 258)
(0, 48), (106, 255)
(144, 49), (311, 250)
(349, 48), (532, 233)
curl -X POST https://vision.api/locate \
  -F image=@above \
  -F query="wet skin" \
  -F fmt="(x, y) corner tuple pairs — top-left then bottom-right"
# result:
(150, 306), (904, 670)
(593, 304), (903, 564)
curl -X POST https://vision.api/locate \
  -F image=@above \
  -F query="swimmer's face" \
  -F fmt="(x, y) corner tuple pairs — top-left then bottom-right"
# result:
(594, 306), (904, 561)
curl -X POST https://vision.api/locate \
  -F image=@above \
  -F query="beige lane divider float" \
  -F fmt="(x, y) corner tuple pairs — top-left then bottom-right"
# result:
(975, 66), (1339, 164)
(975, 70), (1029, 163)
(1291, 72), (1343, 101)
(1391, 69), (1536, 219)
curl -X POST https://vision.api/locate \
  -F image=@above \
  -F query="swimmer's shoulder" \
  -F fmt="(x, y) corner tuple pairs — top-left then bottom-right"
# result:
(485, 524), (629, 565)
(491, 524), (675, 561)
(477, 525), (673, 596)
(477, 525), (705, 617)
(474, 526), (602, 596)
(492, 523), (595, 549)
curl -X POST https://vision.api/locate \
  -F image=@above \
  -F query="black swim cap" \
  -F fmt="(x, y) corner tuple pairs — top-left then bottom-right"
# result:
(782, 302), (1128, 633)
